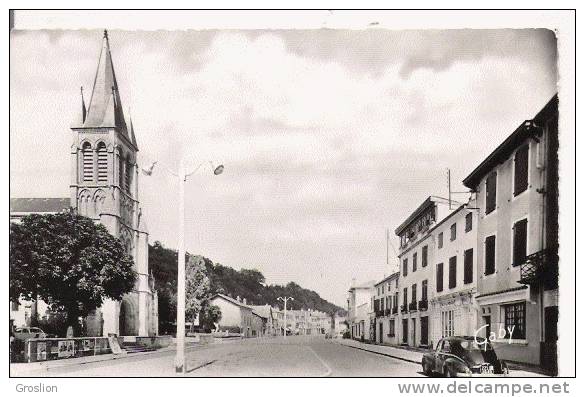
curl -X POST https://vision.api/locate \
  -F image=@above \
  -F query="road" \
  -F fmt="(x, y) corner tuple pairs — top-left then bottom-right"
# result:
(14, 335), (425, 377)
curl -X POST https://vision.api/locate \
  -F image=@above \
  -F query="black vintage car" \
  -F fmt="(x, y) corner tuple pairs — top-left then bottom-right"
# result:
(422, 336), (509, 377)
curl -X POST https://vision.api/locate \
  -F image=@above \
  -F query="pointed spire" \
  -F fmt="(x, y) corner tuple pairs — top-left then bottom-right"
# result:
(83, 29), (127, 134)
(128, 111), (138, 149)
(81, 86), (87, 123)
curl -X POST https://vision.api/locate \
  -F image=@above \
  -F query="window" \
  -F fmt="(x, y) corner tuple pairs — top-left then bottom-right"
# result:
(97, 142), (108, 182)
(504, 302), (526, 339)
(403, 288), (408, 306)
(436, 263), (444, 292)
(450, 223), (457, 241)
(486, 171), (497, 214)
(124, 159), (132, 192)
(411, 284), (417, 303)
(438, 232), (444, 249)
(441, 310), (454, 337)
(464, 248), (473, 284)
(422, 280), (428, 300)
(485, 235), (496, 275)
(402, 258), (408, 277)
(465, 213), (473, 232)
(82, 142), (93, 182)
(412, 252), (418, 272)
(119, 155), (125, 189)
(449, 256), (457, 289)
(422, 245), (428, 267)
(389, 319), (395, 337)
(513, 219), (528, 266)
(514, 144), (529, 196)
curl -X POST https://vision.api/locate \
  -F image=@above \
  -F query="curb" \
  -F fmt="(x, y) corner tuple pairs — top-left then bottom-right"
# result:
(334, 341), (422, 365)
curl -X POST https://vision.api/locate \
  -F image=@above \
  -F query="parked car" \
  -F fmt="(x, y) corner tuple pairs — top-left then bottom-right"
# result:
(422, 336), (509, 377)
(13, 327), (47, 341)
(325, 332), (332, 339)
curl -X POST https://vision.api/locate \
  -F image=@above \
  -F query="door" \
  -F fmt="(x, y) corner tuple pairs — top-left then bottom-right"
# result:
(402, 319), (408, 344)
(379, 322), (384, 343)
(420, 317), (429, 346)
(435, 339), (451, 373)
(483, 316), (491, 339)
(542, 306), (558, 374)
(411, 318), (416, 346)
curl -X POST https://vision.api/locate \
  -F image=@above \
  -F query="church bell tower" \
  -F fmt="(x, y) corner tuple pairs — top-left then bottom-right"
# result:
(70, 30), (157, 337)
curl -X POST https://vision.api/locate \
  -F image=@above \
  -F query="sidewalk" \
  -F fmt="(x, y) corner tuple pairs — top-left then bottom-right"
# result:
(334, 339), (546, 377)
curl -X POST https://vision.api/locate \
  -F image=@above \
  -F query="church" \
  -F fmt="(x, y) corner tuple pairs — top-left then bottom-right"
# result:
(10, 31), (159, 337)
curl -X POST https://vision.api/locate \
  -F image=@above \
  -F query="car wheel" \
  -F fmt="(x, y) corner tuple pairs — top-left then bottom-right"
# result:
(422, 360), (432, 376)
(443, 366), (452, 377)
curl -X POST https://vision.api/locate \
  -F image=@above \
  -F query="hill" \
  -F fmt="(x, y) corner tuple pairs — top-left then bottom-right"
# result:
(149, 241), (346, 333)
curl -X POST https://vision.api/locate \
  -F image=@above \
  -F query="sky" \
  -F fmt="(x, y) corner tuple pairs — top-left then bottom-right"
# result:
(10, 29), (558, 307)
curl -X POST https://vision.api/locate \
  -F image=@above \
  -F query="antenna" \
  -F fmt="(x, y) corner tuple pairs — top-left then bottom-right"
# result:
(447, 168), (472, 210)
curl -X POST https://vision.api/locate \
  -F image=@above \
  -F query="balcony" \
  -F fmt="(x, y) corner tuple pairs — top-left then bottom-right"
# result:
(518, 248), (558, 289)
(400, 304), (408, 314)
(418, 299), (428, 311)
(392, 306), (398, 315)
(374, 309), (384, 318)
(408, 301), (418, 312)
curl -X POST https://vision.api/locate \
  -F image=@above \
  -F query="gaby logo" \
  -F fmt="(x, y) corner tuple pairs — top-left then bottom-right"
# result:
(474, 324), (516, 351)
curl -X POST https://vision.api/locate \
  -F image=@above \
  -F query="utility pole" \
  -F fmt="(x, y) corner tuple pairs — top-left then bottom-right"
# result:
(277, 296), (294, 339)
(175, 160), (186, 374)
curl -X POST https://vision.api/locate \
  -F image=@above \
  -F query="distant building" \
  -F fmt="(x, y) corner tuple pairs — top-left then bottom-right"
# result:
(462, 95), (558, 372)
(373, 272), (400, 345)
(249, 304), (277, 336)
(210, 294), (262, 337)
(347, 281), (375, 341)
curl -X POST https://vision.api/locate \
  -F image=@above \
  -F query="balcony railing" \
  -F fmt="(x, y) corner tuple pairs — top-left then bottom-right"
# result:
(408, 301), (418, 312)
(400, 304), (408, 314)
(518, 248), (558, 289)
(418, 299), (428, 311)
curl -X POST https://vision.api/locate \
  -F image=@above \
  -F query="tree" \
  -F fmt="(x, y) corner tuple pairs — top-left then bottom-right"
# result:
(199, 304), (222, 332)
(10, 212), (136, 335)
(185, 255), (210, 331)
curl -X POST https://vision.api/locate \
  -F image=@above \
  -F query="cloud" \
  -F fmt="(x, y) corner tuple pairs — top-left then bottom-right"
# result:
(10, 29), (557, 306)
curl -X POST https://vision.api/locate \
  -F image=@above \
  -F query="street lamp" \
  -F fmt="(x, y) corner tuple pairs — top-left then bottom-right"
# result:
(143, 158), (223, 374)
(277, 296), (294, 339)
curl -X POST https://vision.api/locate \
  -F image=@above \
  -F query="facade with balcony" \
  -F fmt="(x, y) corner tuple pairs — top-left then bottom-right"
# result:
(429, 201), (478, 349)
(395, 196), (458, 348)
(373, 272), (400, 345)
(462, 95), (558, 373)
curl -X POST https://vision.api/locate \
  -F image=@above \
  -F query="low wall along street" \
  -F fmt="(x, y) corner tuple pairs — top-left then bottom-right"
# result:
(23, 337), (116, 363)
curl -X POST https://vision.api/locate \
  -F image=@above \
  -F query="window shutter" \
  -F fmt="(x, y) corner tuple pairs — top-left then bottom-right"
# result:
(422, 245), (428, 267)
(485, 235), (496, 275)
(464, 248), (473, 284)
(514, 145), (529, 196)
(486, 171), (497, 214)
(436, 263), (443, 292)
(449, 256), (457, 289)
(513, 219), (528, 266)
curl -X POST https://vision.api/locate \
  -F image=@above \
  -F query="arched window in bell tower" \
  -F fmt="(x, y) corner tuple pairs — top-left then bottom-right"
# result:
(119, 152), (125, 190)
(97, 142), (108, 182)
(124, 158), (133, 193)
(82, 142), (94, 182)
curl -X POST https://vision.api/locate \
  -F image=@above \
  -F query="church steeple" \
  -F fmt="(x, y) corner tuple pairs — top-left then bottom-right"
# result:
(83, 29), (128, 135)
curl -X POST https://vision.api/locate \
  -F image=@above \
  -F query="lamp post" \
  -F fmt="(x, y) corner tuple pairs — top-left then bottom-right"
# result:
(143, 158), (223, 374)
(277, 296), (293, 339)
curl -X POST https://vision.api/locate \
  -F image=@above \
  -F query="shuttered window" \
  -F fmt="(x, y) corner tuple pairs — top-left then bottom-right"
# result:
(464, 248), (473, 284)
(124, 160), (132, 192)
(450, 223), (457, 241)
(485, 235), (496, 275)
(402, 258), (408, 277)
(422, 280), (428, 300)
(514, 145), (529, 196)
(82, 142), (93, 182)
(436, 263), (444, 292)
(513, 218), (528, 266)
(449, 256), (457, 289)
(411, 284), (417, 303)
(422, 245), (428, 267)
(403, 287), (408, 306)
(485, 171), (497, 214)
(412, 252), (418, 272)
(97, 143), (108, 182)
(438, 232), (443, 249)
(465, 212), (473, 232)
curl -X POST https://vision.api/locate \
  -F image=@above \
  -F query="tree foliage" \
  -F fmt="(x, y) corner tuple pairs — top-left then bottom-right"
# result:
(199, 304), (222, 332)
(10, 212), (136, 331)
(185, 256), (210, 323)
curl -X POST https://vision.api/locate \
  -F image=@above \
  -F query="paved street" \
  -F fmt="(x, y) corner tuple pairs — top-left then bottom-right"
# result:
(11, 336), (424, 377)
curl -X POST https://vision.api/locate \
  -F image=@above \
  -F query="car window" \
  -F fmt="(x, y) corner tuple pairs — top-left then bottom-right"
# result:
(435, 340), (443, 352)
(442, 340), (451, 353)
